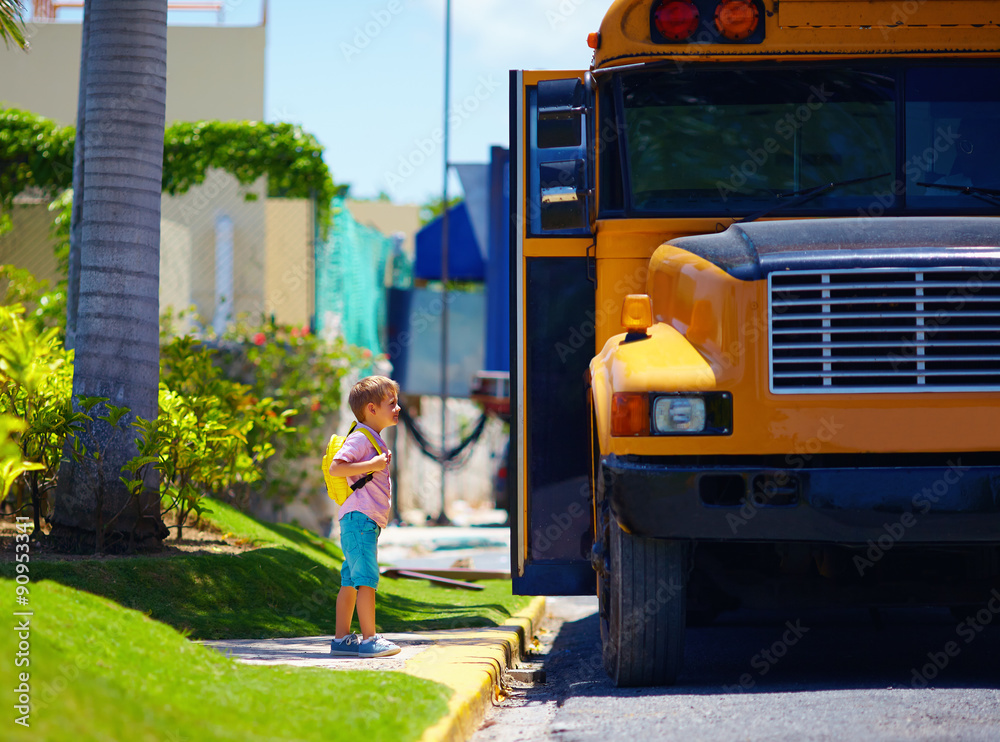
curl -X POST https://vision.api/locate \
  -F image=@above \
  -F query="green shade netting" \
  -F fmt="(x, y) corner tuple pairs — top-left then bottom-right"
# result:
(316, 197), (396, 353)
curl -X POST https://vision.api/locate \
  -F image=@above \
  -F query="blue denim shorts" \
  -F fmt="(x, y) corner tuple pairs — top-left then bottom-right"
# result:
(340, 511), (381, 589)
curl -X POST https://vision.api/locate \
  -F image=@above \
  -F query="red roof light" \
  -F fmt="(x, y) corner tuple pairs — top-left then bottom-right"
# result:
(653, 0), (700, 42)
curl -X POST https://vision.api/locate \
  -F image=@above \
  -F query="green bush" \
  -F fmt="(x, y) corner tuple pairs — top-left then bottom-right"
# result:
(1, 269), (371, 540)
(0, 264), (67, 338)
(0, 304), (83, 531)
(129, 335), (295, 537)
(0, 416), (39, 502)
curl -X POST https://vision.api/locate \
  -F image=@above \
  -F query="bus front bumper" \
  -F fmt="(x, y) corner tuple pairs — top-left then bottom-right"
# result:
(604, 455), (1000, 544)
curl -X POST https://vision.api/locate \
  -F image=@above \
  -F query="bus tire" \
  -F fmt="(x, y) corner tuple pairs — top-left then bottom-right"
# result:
(603, 521), (686, 687)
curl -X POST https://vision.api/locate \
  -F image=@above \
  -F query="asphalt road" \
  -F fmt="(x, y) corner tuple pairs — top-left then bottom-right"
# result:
(474, 596), (1000, 742)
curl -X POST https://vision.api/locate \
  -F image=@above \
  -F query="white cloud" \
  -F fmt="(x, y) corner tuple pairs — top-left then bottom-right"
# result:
(419, 0), (607, 71)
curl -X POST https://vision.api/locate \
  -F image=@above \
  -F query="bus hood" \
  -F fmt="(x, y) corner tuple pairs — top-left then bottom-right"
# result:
(666, 217), (1000, 281)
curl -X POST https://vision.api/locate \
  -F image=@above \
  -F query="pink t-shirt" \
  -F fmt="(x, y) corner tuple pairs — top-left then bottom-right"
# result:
(334, 423), (391, 528)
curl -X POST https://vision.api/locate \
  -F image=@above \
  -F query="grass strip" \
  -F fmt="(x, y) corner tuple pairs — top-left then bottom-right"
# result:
(4, 500), (531, 639)
(2, 579), (450, 742)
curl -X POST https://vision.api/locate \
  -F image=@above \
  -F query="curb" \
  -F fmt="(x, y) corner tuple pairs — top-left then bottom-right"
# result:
(405, 595), (547, 742)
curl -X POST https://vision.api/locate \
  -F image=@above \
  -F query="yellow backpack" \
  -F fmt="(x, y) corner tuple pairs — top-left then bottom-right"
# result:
(322, 422), (384, 505)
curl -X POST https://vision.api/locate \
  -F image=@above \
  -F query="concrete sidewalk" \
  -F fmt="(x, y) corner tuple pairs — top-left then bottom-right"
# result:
(202, 595), (546, 742)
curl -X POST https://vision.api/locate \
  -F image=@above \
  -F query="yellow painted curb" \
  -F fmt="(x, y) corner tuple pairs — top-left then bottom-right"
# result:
(405, 596), (547, 742)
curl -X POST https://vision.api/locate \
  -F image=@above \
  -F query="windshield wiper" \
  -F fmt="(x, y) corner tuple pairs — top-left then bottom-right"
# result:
(737, 172), (892, 224)
(915, 181), (1000, 209)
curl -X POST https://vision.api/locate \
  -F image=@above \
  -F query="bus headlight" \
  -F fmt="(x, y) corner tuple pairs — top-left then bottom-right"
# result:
(610, 392), (733, 436)
(653, 392), (733, 436)
(654, 396), (707, 433)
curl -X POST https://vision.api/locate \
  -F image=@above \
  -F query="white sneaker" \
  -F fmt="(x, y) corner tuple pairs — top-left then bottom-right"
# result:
(358, 634), (401, 658)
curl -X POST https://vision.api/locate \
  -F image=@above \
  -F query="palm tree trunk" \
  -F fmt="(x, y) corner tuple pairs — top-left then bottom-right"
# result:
(66, 0), (91, 351)
(51, 0), (169, 552)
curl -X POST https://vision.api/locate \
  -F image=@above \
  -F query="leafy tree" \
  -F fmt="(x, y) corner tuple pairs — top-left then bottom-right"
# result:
(0, 0), (27, 50)
(49, 0), (170, 553)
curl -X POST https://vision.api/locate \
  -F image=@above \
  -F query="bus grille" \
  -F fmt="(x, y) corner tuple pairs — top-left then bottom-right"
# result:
(768, 267), (1000, 393)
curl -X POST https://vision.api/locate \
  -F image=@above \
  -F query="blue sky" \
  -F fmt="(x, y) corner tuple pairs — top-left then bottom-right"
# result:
(259, 0), (607, 205)
(54, 0), (609, 205)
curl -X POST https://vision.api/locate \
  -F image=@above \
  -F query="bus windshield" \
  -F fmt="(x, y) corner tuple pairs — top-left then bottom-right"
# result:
(615, 63), (1000, 217)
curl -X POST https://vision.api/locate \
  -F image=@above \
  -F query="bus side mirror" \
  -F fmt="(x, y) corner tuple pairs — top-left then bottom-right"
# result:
(537, 78), (585, 149)
(528, 74), (593, 236)
(540, 159), (590, 231)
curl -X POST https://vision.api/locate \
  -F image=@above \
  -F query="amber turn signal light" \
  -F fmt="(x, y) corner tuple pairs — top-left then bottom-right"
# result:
(715, 0), (759, 40)
(612, 393), (649, 436)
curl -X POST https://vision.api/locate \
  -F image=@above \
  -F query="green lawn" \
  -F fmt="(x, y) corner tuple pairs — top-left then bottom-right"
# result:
(0, 501), (531, 741)
(2, 579), (450, 742)
(11, 499), (530, 639)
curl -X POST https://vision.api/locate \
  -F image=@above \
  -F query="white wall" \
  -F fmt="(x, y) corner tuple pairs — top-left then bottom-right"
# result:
(0, 21), (265, 125)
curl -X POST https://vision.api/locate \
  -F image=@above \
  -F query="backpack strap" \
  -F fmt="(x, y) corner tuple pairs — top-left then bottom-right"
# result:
(345, 423), (385, 492)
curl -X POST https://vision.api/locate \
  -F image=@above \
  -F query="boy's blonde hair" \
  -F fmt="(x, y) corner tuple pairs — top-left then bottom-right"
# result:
(349, 375), (400, 422)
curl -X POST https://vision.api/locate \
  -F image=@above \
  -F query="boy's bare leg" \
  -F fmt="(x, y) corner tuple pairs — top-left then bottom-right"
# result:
(335, 586), (357, 637)
(356, 586), (377, 639)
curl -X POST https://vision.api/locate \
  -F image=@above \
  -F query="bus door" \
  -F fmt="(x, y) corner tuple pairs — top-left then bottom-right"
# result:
(511, 70), (598, 595)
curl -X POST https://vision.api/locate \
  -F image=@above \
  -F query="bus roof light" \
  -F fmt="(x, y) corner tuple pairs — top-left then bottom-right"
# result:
(621, 294), (653, 335)
(653, 0), (700, 42)
(714, 0), (760, 41)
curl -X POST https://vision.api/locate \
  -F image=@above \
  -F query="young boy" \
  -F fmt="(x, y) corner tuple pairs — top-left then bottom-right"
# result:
(329, 375), (402, 658)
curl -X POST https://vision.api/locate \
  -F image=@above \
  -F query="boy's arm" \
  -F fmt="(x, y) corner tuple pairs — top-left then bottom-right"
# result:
(328, 451), (391, 477)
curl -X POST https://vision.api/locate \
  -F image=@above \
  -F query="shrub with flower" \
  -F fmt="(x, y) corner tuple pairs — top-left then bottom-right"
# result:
(213, 316), (369, 505)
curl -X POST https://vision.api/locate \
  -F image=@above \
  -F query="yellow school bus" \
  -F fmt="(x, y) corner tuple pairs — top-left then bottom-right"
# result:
(511, 0), (1000, 686)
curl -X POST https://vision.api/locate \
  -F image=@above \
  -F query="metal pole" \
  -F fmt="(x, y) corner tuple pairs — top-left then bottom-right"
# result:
(437, 0), (452, 526)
